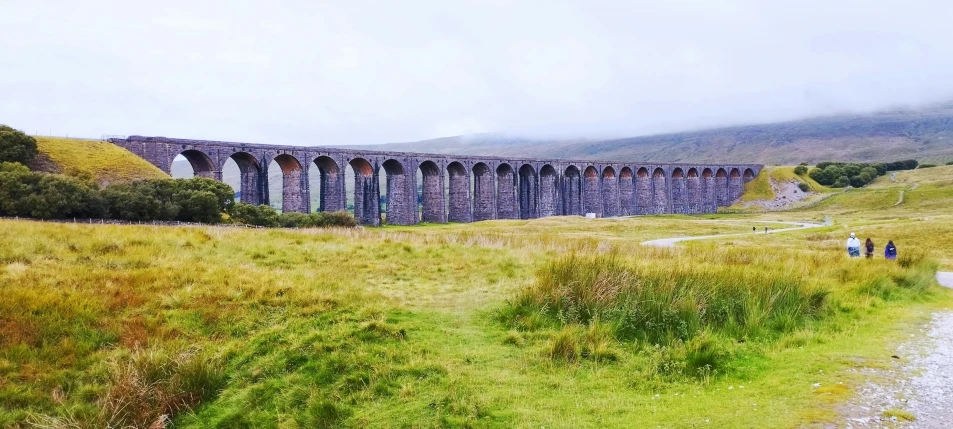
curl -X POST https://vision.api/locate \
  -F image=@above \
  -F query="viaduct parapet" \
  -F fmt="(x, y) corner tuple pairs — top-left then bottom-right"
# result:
(110, 136), (762, 226)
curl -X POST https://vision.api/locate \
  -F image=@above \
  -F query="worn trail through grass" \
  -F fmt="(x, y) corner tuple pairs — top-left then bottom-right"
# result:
(640, 220), (827, 247)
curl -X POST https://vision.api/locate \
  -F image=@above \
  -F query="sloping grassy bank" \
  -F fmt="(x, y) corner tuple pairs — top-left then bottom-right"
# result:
(30, 137), (167, 185)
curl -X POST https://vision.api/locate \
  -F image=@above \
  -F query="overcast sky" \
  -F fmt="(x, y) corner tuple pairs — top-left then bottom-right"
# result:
(2, 0), (953, 146)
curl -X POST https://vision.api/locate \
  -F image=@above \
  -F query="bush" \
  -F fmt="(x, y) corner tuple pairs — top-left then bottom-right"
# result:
(278, 212), (313, 228)
(230, 203), (280, 227)
(103, 178), (234, 223)
(918, 164), (937, 169)
(0, 125), (38, 164)
(946, 161), (953, 166)
(809, 159), (917, 188)
(883, 159), (918, 171)
(793, 165), (808, 175)
(797, 182), (811, 192)
(0, 163), (105, 218)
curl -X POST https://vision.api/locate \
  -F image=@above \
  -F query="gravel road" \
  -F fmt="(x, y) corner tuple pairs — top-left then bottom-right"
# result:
(841, 272), (953, 428)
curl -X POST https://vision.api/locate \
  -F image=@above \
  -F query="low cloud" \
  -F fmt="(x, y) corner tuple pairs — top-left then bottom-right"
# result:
(2, 0), (952, 145)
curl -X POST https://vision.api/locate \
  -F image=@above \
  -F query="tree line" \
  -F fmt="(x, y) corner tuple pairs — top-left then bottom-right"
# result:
(806, 159), (919, 188)
(0, 125), (355, 227)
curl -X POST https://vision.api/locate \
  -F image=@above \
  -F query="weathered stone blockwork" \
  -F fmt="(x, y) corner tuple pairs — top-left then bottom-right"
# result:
(110, 136), (761, 226)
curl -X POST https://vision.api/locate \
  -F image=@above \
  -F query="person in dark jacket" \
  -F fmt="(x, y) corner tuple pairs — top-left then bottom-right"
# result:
(865, 238), (875, 259)
(885, 240), (897, 260)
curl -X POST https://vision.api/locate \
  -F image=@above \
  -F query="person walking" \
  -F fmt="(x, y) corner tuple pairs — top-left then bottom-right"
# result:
(885, 240), (897, 260)
(846, 233), (861, 258)
(864, 238), (875, 259)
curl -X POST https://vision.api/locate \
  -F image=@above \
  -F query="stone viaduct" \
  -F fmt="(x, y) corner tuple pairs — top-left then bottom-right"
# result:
(110, 136), (762, 226)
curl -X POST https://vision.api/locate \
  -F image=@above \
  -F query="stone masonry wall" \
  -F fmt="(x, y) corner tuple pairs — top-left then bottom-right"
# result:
(110, 136), (761, 226)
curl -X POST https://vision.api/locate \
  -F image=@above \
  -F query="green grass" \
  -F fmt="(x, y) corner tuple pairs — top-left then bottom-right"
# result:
(1, 159), (953, 428)
(30, 137), (168, 185)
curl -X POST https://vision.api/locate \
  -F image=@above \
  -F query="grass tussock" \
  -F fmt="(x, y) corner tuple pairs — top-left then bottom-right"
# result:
(511, 254), (829, 345)
(504, 247), (941, 383)
(29, 346), (225, 428)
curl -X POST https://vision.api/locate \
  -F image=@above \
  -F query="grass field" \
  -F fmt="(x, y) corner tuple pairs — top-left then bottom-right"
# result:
(30, 137), (168, 186)
(1, 163), (952, 428)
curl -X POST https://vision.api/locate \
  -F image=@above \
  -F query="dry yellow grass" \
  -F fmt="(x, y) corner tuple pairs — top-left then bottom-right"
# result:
(32, 137), (167, 185)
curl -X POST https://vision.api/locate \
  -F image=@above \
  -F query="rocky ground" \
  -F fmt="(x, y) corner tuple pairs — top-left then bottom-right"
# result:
(740, 180), (813, 210)
(840, 273), (953, 428)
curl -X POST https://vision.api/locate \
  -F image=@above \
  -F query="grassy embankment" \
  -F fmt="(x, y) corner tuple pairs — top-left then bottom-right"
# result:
(29, 137), (167, 186)
(732, 166), (833, 209)
(1, 164), (952, 428)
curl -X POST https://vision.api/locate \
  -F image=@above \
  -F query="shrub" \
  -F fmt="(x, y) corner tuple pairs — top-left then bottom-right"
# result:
(278, 212), (314, 228)
(797, 182), (811, 192)
(946, 161), (953, 166)
(0, 125), (38, 164)
(229, 203), (280, 227)
(917, 164), (937, 169)
(0, 164), (105, 218)
(103, 178), (233, 223)
(833, 176), (850, 188)
(793, 165), (808, 175)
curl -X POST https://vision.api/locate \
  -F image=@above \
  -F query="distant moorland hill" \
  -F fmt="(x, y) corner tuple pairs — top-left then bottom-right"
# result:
(359, 103), (953, 165)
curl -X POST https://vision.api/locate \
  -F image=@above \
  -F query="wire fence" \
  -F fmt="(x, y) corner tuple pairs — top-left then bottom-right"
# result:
(0, 216), (268, 229)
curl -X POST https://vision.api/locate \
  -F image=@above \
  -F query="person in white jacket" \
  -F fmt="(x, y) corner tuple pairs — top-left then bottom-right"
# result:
(846, 233), (861, 257)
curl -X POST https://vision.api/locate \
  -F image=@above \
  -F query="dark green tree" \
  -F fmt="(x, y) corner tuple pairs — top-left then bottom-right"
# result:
(0, 125), (38, 164)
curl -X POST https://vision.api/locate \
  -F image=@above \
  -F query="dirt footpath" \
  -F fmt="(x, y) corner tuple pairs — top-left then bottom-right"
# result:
(841, 272), (953, 428)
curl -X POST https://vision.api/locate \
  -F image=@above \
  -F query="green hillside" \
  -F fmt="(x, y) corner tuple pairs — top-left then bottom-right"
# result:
(360, 103), (953, 165)
(30, 137), (168, 185)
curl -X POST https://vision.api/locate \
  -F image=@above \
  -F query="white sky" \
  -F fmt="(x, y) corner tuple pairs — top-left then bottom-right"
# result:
(2, 0), (953, 145)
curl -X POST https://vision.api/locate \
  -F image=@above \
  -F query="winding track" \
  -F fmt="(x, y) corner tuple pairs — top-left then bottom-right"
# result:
(640, 220), (826, 247)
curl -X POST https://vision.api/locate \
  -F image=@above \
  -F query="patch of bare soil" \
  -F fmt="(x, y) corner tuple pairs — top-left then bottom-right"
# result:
(741, 180), (812, 210)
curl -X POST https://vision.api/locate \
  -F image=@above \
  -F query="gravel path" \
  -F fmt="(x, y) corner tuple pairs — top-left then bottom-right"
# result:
(841, 272), (953, 428)
(640, 220), (825, 247)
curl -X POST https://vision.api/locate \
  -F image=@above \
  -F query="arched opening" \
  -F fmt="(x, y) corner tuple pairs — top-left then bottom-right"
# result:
(221, 152), (261, 205)
(472, 162), (494, 221)
(539, 165), (558, 218)
(583, 166), (602, 217)
(653, 168), (667, 214)
(728, 168), (742, 203)
(417, 160), (444, 223)
(715, 168), (729, 207)
(269, 154), (306, 213)
(382, 159), (412, 225)
(619, 167), (634, 216)
(171, 150), (216, 179)
(671, 168), (687, 214)
(602, 167), (619, 217)
(562, 166), (582, 216)
(310, 156), (343, 213)
(636, 167), (651, 215)
(686, 168), (700, 214)
(743, 168), (755, 182)
(518, 164), (538, 219)
(447, 161), (470, 223)
(702, 168), (715, 212)
(349, 158), (379, 226)
(496, 163), (518, 219)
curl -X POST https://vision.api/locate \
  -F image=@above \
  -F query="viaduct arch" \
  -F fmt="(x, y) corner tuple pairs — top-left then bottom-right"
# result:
(111, 136), (762, 226)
